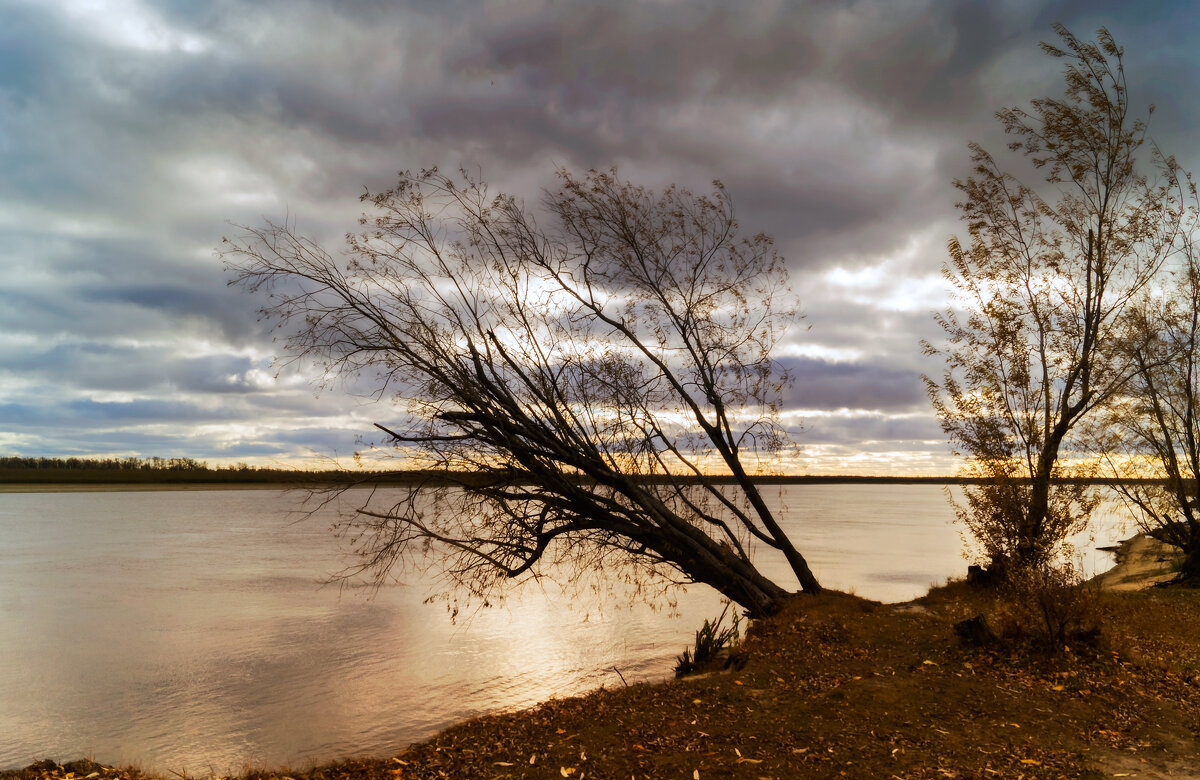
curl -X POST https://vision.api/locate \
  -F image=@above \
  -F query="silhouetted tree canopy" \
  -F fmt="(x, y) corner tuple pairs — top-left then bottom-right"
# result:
(225, 167), (820, 617)
(926, 26), (1190, 573)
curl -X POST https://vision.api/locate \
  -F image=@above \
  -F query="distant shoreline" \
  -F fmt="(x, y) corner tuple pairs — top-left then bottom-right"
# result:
(0, 472), (1174, 493)
(0, 482), (302, 493)
(0, 475), (960, 494)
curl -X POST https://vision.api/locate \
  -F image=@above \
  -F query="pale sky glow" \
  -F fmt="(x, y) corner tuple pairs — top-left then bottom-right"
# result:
(778, 343), (866, 363)
(57, 0), (211, 54)
(2, 1), (1199, 473)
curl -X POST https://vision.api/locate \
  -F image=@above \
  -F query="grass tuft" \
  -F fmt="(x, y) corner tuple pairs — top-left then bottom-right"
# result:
(674, 602), (741, 676)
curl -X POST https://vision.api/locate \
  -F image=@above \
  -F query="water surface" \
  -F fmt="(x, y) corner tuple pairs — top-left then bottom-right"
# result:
(0, 485), (1128, 771)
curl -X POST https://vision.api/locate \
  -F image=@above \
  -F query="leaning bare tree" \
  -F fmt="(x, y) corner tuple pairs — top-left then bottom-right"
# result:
(1100, 198), (1200, 583)
(924, 27), (1186, 573)
(225, 167), (820, 617)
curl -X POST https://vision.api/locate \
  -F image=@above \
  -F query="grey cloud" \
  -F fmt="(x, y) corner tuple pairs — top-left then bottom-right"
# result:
(451, 4), (822, 106)
(798, 412), (943, 447)
(414, 1), (978, 273)
(83, 282), (223, 315)
(0, 398), (230, 427)
(1, 341), (268, 395)
(782, 358), (925, 412)
(0, 395), (366, 460)
(1, 279), (253, 349)
(0, 4), (60, 107)
(827, 1), (1007, 123)
(413, 94), (607, 164)
(1, 427), (292, 460)
(2, 232), (265, 348)
(796, 301), (950, 371)
(63, 398), (232, 423)
(270, 426), (369, 452)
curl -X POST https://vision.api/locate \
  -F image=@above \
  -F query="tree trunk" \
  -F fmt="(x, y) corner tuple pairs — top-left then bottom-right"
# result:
(647, 521), (795, 618)
(1018, 454), (1056, 567)
(1176, 540), (1200, 586)
(729, 464), (821, 593)
(690, 559), (793, 618)
(1018, 418), (1073, 569)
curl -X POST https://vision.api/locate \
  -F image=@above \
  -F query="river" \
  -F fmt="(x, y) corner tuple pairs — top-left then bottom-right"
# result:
(0, 484), (1130, 771)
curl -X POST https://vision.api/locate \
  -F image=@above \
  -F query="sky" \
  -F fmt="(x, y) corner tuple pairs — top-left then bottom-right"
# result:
(2, 0), (1199, 475)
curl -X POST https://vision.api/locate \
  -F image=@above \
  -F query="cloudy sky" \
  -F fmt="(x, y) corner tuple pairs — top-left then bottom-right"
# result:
(2, 0), (1198, 474)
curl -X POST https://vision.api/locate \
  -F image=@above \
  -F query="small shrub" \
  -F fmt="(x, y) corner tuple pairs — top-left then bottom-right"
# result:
(994, 561), (1104, 652)
(675, 603), (741, 676)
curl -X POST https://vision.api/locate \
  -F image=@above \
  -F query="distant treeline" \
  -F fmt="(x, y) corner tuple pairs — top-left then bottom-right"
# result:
(0, 458), (530, 487)
(0, 456), (351, 485)
(4, 456), (223, 471)
(0, 457), (1171, 487)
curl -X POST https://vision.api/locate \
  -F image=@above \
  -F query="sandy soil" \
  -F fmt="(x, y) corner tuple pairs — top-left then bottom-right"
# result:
(1093, 533), (1182, 591)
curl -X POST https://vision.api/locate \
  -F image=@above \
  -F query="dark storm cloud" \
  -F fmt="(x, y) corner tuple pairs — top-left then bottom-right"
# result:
(416, 1), (1071, 257)
(413, 93), (606, 163)
(416, 1), (969, 262)
(833, 1), (1005, 120)
(449, 4), (821, 105)
(1, 0), (1196, 471)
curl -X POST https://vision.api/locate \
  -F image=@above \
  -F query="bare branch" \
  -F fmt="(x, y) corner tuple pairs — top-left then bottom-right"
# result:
(224, 166), (818, 617)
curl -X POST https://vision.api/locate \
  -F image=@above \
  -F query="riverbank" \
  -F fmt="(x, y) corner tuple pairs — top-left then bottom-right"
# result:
(6, 543), (1198, 779)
